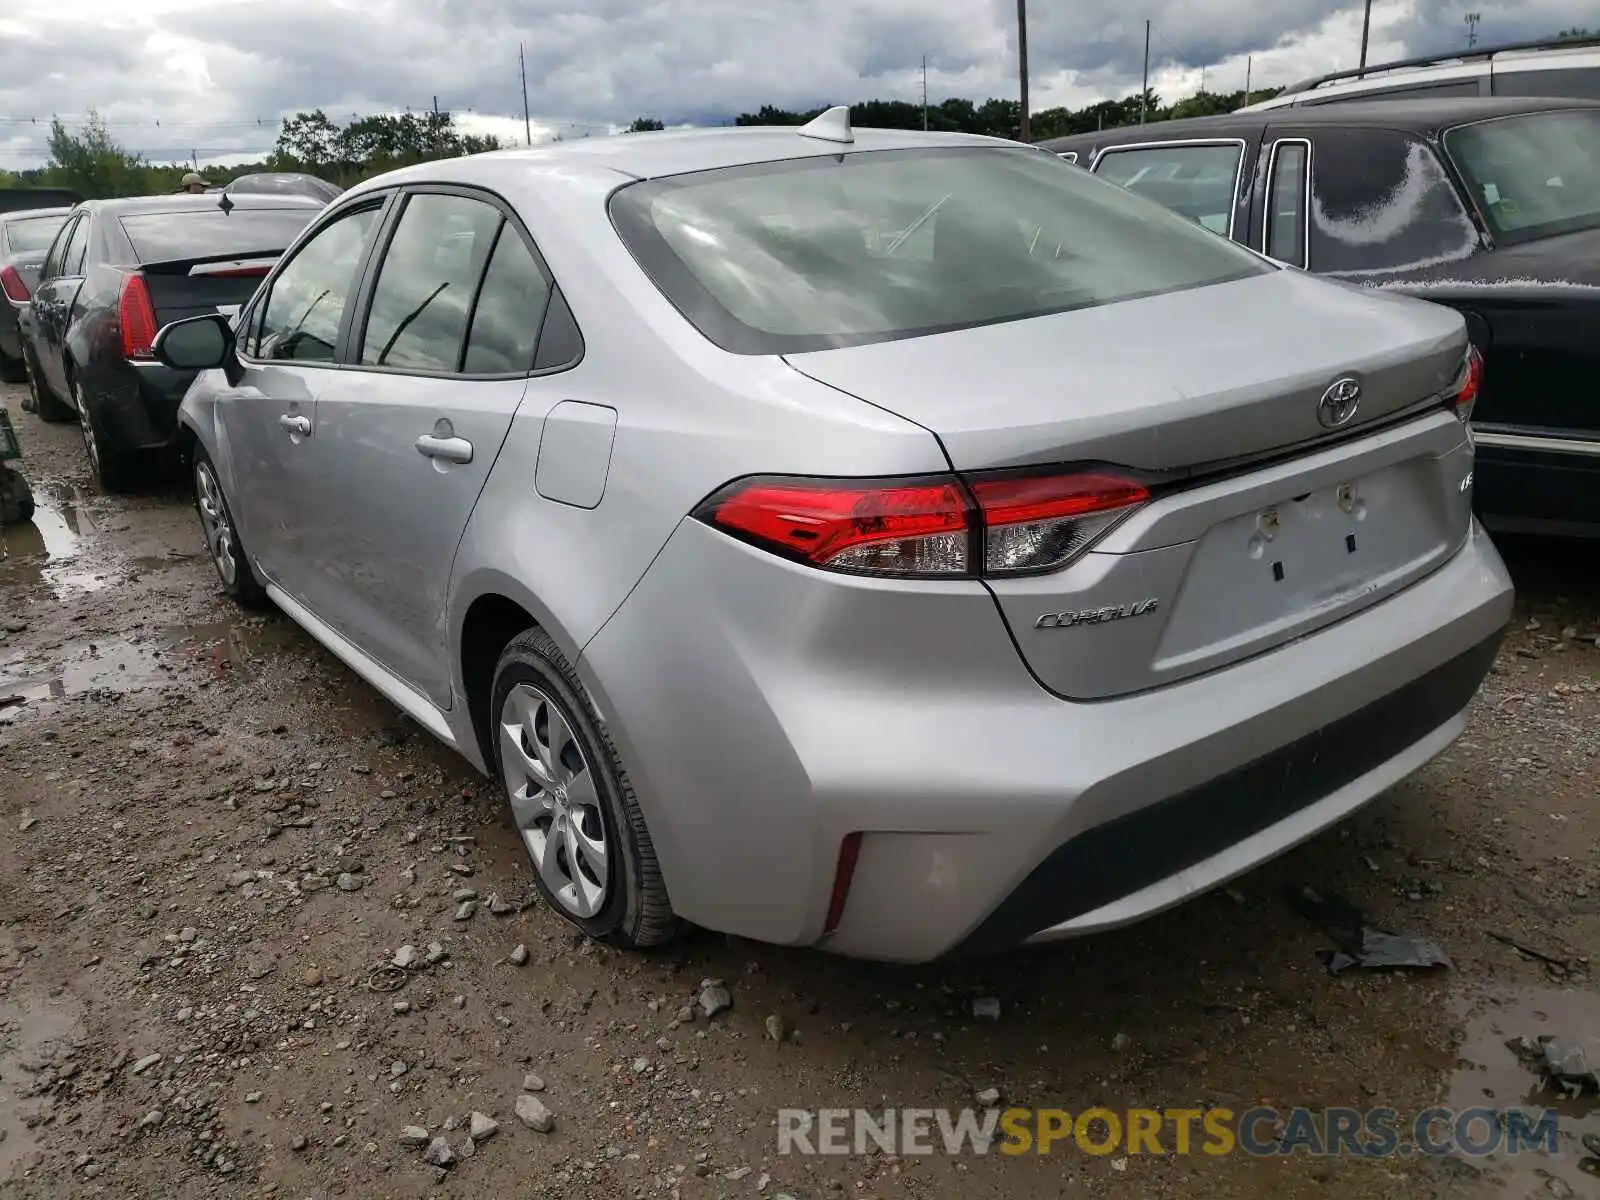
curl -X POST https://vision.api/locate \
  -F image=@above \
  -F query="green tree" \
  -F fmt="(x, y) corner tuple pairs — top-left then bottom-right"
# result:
(628, 117), (665, 132)
(38, 113), (154, 198)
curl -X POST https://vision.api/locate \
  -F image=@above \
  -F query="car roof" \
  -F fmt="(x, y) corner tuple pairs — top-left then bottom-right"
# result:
(0, 206), (74, 225)
(345, 124), (1026, 198)
(1039, 95), (1600, 150)
(77, 192), (327, 218)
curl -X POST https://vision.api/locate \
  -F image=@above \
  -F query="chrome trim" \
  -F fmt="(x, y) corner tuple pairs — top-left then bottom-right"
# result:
(1261, 137), (1312, 268)
(1471, 429), (1600, 457)
(1089, 137), (1249, 240)
(1058, 151), (1077, 163)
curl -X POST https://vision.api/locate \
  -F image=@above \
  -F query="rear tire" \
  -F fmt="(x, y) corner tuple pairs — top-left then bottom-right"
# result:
(73, 374), (139, 493)
(0, 348), (25, 384)
(491, 627), (679, 950)
(192, 444), (267, 607)
(24, 347), (73, 424)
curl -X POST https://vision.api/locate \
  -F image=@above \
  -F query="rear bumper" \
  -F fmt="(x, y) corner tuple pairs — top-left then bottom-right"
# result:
(580, 516), (1513, 964)
(1473, 427), (1600, 537)
(84, 359), (196, 450)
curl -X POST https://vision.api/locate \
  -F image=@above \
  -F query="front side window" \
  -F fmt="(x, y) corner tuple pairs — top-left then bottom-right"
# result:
(1094, 142), (1243, 235)
(609, 146), (1270, 355)
(254, 203), (383, 363)
(360, 193), (501, 372)
(1307, 128), (1479, 275)
(1445, 108), (1600, 244)
(1265, 140), (1310, 267)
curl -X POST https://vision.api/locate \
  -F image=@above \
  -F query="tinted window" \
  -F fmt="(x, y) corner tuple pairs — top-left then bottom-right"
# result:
(4, 214), (69, 255)
(118, 208), (317, 264)
(61, 216), (90, 274)
(609, 146), (1269, 355)
(360, 193), (500, 372)
(1304, 79), (1482, 105)
(40, 216), (76, 279)
(1307, 128), (1479, 275)
(1095, 143), (1242, 235)
(1491, 66), (1600, 99)
(1445, 109), (1600, 244)
(462, 226), (552, 374)
(533, 288), (582, 370)
(254, 204), (382, 362)
(1265, 141), (1309, 267)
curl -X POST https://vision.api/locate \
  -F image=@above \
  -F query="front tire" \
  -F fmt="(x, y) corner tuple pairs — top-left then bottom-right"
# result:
(193, 445), (266, 607)
(24, 347), (73, 424)
(491, 628), (678, 950)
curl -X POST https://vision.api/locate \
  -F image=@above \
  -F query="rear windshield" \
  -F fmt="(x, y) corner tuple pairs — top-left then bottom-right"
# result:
(608, 146), (1271, 354)
(1445, 109), (1600, 244)
(4, 214), (69, 254)
(118, 207), (318, 264)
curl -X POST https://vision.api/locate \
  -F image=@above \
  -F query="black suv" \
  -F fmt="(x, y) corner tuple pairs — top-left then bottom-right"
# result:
(1044, 96), (1600, 538)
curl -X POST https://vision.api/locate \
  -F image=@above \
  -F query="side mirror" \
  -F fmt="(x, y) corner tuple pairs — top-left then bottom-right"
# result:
(152, 313), (232, 370)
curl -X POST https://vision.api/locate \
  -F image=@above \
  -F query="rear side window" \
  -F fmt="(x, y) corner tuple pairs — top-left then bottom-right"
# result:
(1264, 140), (1310, 267)
(61, 216), (90, 274)
(462, 226), (553, 374)
(118, 208), (317, 264)
(609, 146), (1269, 355)
(360, 193), (501, 372)
(1491, 66), (1600, 99)
(1307, 128), (1479, 275)
(1094, 142), (1243, 235)
(4, 215), (69, 255)
(39, 216), (77, 279)
(253, 203), (383, 362)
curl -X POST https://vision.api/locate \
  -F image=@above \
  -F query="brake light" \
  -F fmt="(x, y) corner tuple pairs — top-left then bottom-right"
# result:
(1447, 345), (1483, 423)
(696, 475), (973, 576)
(970, 471), (1150, 574)
(695, 467), (1151, 578)
(118, 272), (158, 361)
(0, 265), (28, 303)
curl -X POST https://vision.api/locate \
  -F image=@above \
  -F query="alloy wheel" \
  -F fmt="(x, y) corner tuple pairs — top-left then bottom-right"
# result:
(75, 382), (101, 478)
(499, 683), (610, 918)
(194, 460), (238, 587)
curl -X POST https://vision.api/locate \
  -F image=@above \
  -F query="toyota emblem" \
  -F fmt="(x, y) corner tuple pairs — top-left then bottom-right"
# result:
(1317, 377), (1362, 429)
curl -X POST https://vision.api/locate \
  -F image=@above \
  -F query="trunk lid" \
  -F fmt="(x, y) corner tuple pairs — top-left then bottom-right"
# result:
(786, 268), (1476, 699)
(141, 255), (277, 326)
(784, 268), (1467, 473)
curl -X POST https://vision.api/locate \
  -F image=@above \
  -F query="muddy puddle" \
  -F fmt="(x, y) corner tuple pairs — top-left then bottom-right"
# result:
(1447, 985), (1600, 1195)
(0, 974), (83, 1183)
(0, 482), (186, 597)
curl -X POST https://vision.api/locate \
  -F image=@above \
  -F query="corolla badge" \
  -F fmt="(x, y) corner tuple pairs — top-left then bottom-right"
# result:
(1317, 377), (1362, 429)
(1035, 599), (1160, 630)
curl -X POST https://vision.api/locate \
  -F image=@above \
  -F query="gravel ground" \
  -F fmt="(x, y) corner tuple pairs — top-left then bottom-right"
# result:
(1, 382), (1597, 1200)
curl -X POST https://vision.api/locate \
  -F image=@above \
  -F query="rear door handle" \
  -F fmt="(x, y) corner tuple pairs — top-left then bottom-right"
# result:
(278, 414), (311, 436)
(415, 434), (473, 465)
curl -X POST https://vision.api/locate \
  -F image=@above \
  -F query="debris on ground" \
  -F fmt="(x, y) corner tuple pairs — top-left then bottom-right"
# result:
(1506, 1034), (1600, 1097)
(1287, 885), (1452, 972)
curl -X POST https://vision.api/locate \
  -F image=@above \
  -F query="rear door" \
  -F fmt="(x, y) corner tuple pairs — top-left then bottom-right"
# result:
(300, 187), (563, 707)
(31, 213), (89, 395)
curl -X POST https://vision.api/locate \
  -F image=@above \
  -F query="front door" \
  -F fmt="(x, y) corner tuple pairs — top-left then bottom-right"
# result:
(300, 189), (561, 707)
(30, 213), (88, 395)
(218, 199), (388, 595)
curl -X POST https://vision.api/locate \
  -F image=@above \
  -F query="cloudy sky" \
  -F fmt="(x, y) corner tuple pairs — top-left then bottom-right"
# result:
(0, 0), (1592, 169)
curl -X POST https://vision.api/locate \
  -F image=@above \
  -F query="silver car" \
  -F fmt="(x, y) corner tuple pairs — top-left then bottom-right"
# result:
(152, 111), (1513, 963)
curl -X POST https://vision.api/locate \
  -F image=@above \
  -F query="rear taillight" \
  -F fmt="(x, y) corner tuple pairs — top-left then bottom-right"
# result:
(118, 272), (158, 361)
(694, 467), (1150, 579)
(1447, 344), (1483, 423)
(0, 265), (29, 303)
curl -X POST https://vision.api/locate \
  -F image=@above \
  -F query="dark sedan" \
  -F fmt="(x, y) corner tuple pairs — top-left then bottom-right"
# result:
(21, 192), (321, 491)
(0, 206), (73, 383)
(1042, 97), (1600, 538)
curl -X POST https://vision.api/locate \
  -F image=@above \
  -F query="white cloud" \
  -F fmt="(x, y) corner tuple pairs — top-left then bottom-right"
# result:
(0, 0), (1593, 170)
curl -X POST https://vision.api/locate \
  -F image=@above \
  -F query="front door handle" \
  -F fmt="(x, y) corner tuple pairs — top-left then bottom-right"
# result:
(278, 414), (311, 436)
(415, 434), (473, 464)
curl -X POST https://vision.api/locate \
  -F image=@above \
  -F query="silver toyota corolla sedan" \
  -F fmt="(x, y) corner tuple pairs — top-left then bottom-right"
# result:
(151, 110), (1513, 963)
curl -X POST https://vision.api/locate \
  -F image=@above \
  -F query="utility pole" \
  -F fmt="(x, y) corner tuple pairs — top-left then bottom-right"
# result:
(1359, 0), (1373, 70)
(431, 95), (441, 157)
(1016, 0), (1030, 141)
(1200, 64), (1207, 94)
(921, 55), (928, 130)
(1140, 20), (1151, 124)
(1465, 11), (1480, 48)
(1245, 55), (1252, 105)
(520, 44), (532, 146)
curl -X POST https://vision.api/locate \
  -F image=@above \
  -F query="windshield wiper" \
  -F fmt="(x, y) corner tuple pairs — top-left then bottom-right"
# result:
(378, 282), (448, 365)
(885, 193), (952, 257)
